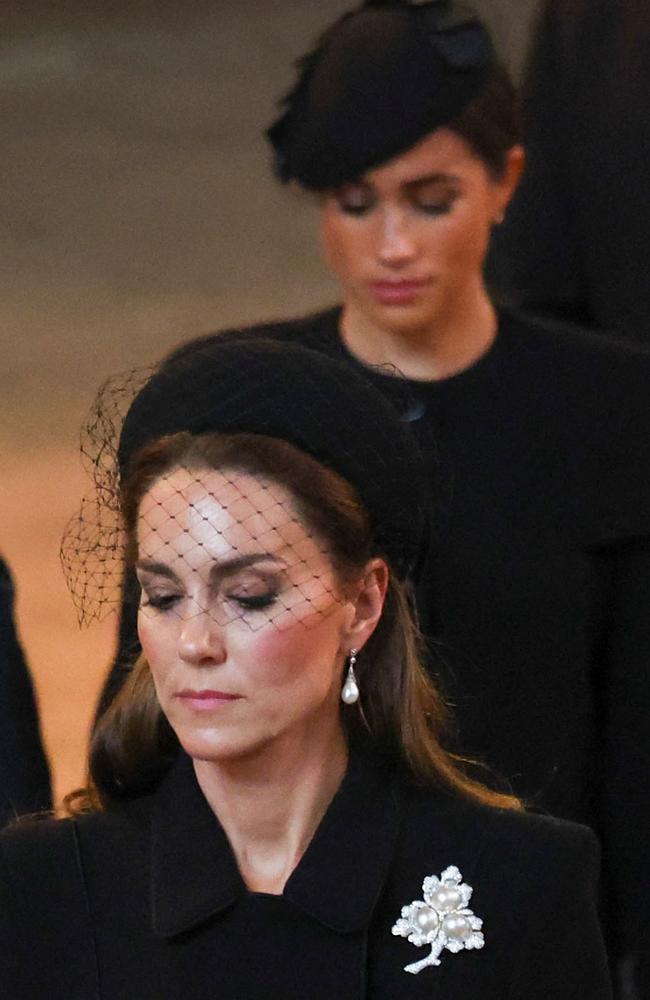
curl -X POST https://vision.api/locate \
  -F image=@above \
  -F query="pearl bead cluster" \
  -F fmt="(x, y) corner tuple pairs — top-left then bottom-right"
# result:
(392, 865), (485, 974)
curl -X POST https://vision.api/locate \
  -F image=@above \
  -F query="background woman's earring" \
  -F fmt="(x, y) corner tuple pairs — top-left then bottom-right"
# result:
(341, 649), (359, 704)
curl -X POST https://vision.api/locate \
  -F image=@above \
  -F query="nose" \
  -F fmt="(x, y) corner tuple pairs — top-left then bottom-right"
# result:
(377, 207), (417, 267)
(178, 610), (227, 667)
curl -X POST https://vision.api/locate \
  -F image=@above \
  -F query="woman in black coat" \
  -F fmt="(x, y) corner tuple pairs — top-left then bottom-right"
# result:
(488, 0), (650, 342)
(99, 2), (650, 990)
(0, 338), (611, 998)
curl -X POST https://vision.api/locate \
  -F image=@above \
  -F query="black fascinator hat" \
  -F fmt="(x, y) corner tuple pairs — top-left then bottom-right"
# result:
(118, 338), (428, 580)
(267, 0), (496, 190)
(62, 337), (430, 623)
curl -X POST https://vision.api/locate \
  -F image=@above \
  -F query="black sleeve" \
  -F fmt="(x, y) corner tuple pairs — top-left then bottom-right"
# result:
(487, 1), (588, 322)
(0, 821), (100, 999)
(0, 559), (52, 826)
(506, 824), (612, 999)
(599, 539), (650, 993)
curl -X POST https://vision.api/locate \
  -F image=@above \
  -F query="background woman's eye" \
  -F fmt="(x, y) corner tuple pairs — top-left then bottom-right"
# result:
(339, 201), (372, 217)
(335, 187), (375, 216)
(416, 199), (454, 216)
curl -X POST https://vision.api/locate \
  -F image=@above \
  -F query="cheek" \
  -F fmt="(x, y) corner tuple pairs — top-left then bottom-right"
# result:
(241, 615), (344, 696)
(137, 614), (176, 687)
(321, 215), (364, 280)
(431, 210), (491, 273)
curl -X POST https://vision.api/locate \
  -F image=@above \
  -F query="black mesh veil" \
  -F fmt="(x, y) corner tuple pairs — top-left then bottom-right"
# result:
(61, 338), (429, 633)
(61, 366), (154, 627)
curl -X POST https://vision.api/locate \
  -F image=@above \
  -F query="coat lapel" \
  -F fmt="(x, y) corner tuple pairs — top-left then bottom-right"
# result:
(150, 754), (245, 937)
(150, 747), (406, 940)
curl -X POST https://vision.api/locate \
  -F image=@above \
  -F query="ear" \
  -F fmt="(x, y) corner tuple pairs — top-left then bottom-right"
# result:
(493, 143), (525, 222)
(341, 558), (389, 653)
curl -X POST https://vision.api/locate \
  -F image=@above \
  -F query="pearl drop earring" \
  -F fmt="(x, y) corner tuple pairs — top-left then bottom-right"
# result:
(341, 648), (360, 704)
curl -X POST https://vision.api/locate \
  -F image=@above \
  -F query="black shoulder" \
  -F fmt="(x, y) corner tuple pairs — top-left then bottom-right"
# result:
(499, 308), (650, 537)
(0, 796), (151, 880)
(503, 307), (650, 387)
(0, 813), (75, 870)
(482, 802), (600, 877)
(405, 785), (599, 875)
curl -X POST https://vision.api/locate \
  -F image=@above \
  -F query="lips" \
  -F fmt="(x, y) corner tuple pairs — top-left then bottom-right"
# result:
(369, 280), (428, 305)
(177, 689), (242, 710)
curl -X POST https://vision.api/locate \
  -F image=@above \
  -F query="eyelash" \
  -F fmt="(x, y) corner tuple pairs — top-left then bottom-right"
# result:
(141, 593), (180, 612)
(228, 592), (278, 611)
(417, 200), (454, 217)
(339, 201), (374, 217)
(140, 591), (279, 614)
(338, 199), (455, 218)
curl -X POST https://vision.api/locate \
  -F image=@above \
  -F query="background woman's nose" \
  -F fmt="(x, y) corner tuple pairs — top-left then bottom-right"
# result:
(377, 209), (417, 266)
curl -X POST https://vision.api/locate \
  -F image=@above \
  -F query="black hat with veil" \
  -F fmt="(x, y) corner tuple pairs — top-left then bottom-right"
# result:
(61, 336), (430, 628)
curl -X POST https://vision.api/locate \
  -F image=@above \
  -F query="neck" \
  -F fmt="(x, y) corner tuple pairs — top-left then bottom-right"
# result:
(340, 278), (497, 381)
(193, 723), (348, 895)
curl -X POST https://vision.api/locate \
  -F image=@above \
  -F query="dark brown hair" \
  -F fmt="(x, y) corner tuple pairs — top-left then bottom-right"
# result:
(450, 63), (521, 178)
(68, 430), (520, 814)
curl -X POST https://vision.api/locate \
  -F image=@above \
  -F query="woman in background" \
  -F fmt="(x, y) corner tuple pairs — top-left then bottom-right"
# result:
(488, 0), (650, 343)
(1, 338), (611, 997)
(0, 556), (51, 828)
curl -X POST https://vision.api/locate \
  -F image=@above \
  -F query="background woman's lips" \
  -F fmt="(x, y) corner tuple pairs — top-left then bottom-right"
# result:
(369, 280), (427, 304)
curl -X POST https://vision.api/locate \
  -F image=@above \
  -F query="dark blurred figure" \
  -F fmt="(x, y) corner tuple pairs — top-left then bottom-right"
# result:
(489, 0), (650, 343)
(0, 557), (52, 827)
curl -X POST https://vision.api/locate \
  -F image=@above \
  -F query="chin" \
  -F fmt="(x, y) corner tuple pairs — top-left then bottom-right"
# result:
(375, 305), (438, 335)
(176, 726), (267, 764)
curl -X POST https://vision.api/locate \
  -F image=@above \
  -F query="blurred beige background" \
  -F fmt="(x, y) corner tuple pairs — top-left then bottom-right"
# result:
(1, 0), (541, 807)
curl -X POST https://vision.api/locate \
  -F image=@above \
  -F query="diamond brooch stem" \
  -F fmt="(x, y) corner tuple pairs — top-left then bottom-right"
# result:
(404, 940), (445, 975)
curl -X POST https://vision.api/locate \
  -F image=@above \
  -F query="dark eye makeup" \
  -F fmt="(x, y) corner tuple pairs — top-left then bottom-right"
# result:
(140, 591), (181, 612)
(227, 591), (279, 611)
(332, 183), (458, 218)
(137, 569), (284, 616)
(224, 571), (283, 612)
(413, 195), (456, 216)
(334, 184), (376, 216)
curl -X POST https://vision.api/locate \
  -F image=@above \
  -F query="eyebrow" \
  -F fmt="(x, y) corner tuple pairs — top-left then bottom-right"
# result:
(348, 171), (461, 195)
(403, 172), (461, 191)
(135, 553), (287, 585)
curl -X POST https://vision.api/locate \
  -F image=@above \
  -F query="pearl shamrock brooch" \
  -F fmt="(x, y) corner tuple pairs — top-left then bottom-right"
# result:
(391, 866), (485, 975)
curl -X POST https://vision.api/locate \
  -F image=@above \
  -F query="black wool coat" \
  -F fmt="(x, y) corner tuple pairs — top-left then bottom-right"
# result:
(102, 306), (650, 974)
(488, 0), (650, 343)
(0, 558), (51, 829)
(0, 749), (612, 999)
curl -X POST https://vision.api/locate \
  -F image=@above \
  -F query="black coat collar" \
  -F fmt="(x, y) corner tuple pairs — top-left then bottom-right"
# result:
(150, 748), (406, 938)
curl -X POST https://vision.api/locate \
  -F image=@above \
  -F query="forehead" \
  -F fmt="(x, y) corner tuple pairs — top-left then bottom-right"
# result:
(137, 466), (311, 564)
(357, 127), (479, 190)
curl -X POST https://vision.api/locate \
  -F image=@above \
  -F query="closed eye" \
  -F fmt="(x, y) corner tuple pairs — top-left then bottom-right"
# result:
(415, 199), (455, 217)
(140, 592), (181, 612)
(333, 184), (376, 216)
(227, 591), (278, 611)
